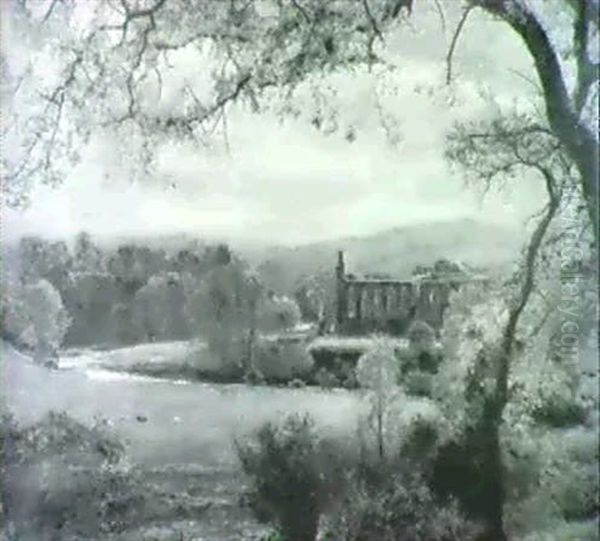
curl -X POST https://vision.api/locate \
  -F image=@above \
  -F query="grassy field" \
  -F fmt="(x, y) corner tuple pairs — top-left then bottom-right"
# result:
(2, 341), (365, 539)
(4, 340), (597, 540)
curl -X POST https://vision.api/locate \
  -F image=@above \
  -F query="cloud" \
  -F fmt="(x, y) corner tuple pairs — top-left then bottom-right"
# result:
(4, 2), (546, 245)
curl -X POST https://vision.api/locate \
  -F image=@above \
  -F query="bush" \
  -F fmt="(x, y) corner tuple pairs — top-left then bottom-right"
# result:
(404, 372), (434, 397)
(314, 367), (341, 388)
(252, 338), (314, 382)
(531, 393), (587, 428)
(324, 466), (479, 541)
(260, 530), (288, 541)
(407, 320), (436, 356)
(236, 414), (346, 541)
(258, 295), (302, 333)
(1, 412), (143, 539)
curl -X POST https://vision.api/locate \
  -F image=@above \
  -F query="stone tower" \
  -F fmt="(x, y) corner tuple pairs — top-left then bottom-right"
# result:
(335, 251), (348, 331)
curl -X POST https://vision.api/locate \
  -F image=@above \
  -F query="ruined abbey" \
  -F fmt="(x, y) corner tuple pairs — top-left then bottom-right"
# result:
(334, 251), (486, 335)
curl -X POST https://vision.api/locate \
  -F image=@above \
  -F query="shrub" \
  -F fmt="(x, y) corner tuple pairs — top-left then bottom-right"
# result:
(252, 338), (314, 382)
(260, 530), (288, 541)
(236, 414), (346, 541)
(1, 412), (143, 539)
(314, 367), (341, 388)
(407, 320), (436, 356)
(531, 393), (587, 428)
(324, 466), (479, 541)
(404, 372), (434, 397)
(258, 295), (302, 333)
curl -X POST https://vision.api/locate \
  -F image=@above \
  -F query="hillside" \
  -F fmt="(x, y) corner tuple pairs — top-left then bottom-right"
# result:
(237, 218), (525, 293)
(3, 219), (526, 296)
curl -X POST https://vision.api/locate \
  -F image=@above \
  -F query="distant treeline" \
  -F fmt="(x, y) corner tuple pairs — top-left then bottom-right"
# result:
(3, 233), (314, 355)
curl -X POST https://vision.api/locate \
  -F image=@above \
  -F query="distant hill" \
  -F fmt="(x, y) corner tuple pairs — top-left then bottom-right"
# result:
(236, 219), (525, 294)
(3, 219), (526, 296)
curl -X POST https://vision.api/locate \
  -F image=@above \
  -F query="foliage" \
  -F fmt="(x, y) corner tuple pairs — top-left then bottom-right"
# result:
(501, 423), (600, 538)
(17, 236), (73, 290)
(431, 259), (598, 536)
(260, 530), (288, 541)
(314, 366), (341, 389)
(1, 278), (71, 361)
(73, 231), (105, 274)
(324, 460), (479, 541)
(252, 337), (313, 382)
(197, 258), (261, 369)
(236, 414), (347, 541)
(412, 259), (469, 279)
(529, 391), (587, 429)
(403, 371), (434, 397)
(133, 272), (189, 341)
(446, 113), (571, 197)
(356, 337), (401, 460)
(355, 337), (400, 389)
(1, 412), (143, 539)
(258, 294), (301, 333)
(62, 272), (121, 346)
(7, 232), (290, 352)
(407, 319), (435, 355)
(294, 271), (336, 330)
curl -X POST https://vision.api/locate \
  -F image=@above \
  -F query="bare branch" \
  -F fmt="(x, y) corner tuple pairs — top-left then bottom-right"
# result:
(446, 5), (474, 85)
(6, 50), (83, 184)
(432, 0), (446, 33)
(290, 0), (311, 23)
(507, 68), (542, 93)
(362, 0), (384, 44)
(150, 73), (252, 137)
(110, 0), (167, 46)
(42, 0), (61, 22)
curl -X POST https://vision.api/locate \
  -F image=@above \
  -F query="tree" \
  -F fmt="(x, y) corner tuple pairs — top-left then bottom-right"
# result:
(433, 240), (597, 538)
(2, 279), (71, 363)
(439, 104), (598, 538)
(443, 113), (569, 539)
(258, 293), (301, 333)
(133, 271), (189, 341)
(242, 270), (263, 374)
(61, 272), (119, 347)
(106, 245), (150, 343)
(3, 1), (597, 239)
(72, 231), (105, 274)
(294, 271), (336, 332)
(356, 338), (401, 461)
(257, 259), (289, 295)
(196, 251), (260, 369)
(18, 236), (73, 291)
(463, 0), (599, 240)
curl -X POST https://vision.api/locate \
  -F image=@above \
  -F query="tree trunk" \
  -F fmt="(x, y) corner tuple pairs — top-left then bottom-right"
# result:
(476, 401), (507, 541)
(479, 0), (599, 244)
(246, 301), (257, 375)
(282, 506), (319, 541)
(377, 403), (385, 461)
(475, 164), (560, 539)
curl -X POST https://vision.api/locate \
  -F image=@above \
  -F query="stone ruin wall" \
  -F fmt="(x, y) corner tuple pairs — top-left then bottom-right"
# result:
(335, 251), (483, 336)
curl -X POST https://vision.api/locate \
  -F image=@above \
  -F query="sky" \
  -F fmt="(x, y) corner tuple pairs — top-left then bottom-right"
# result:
(2, 1), (549, 246)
